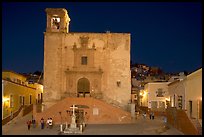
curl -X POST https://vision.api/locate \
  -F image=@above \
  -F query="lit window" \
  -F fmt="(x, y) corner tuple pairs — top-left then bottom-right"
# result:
(81, 56), (88, 65)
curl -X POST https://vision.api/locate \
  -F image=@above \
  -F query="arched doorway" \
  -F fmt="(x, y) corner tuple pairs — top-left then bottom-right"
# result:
(77, 78), (90, 97)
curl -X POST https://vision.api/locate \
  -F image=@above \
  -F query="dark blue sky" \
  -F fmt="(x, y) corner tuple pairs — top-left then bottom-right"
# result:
(2, 2), (202, 74)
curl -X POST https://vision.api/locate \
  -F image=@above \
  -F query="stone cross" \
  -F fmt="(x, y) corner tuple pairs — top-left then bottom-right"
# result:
(70, 104), (78, 116)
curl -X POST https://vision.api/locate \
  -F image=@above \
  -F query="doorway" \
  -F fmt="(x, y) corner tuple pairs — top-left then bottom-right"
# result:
(198, 100), (202, 119)
(189, 100), (193, 118)
(77, 78), (90, 97)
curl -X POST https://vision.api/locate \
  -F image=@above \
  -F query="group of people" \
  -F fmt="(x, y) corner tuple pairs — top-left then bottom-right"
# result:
(142, 111), (155, 120)
(26, 117), (53, 130)
(26, 118), (36, 130)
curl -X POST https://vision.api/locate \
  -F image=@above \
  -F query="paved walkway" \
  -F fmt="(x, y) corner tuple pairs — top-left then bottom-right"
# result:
(2, 112), (184, 135)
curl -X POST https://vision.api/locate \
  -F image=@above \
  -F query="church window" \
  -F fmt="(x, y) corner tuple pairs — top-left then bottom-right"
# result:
(81, 56), (88, 65)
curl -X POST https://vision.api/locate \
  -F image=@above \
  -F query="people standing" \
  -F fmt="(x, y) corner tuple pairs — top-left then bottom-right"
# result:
(27, 120), (31, 130)
(149, 112), (152, 120)
(32, 118), (36, 128)
(46, 118), (50, 128)
(143, 112), (146, 119)
(40, 118), (45, 129)
(49, 118), (53, 129)
(152, 112), (155, 120)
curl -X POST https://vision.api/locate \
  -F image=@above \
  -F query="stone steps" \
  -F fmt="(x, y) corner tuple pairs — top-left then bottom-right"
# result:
(33, 97), (132, 124)
(190, 118), (202, 135)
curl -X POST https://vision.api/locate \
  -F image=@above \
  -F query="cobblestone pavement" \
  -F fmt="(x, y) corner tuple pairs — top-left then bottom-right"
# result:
(2, 112), (184, 135)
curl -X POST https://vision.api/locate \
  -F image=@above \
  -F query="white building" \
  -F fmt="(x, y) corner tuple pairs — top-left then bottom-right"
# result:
(186, 68), (202, 120)
(141, 82), (170, 111)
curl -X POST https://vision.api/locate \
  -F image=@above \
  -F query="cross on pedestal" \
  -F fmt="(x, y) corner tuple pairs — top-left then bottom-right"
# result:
(70, 104), (78, 116)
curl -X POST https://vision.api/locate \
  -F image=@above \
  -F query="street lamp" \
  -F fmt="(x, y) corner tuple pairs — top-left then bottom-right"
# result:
(59, 111), (63, 132)
(65, 110), (70, 130)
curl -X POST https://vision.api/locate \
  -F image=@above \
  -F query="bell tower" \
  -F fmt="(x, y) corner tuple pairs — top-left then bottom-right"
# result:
(45, 8), (70, 33)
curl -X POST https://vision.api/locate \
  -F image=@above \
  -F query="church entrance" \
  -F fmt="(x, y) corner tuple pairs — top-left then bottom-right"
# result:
(77, 78), (90, 97)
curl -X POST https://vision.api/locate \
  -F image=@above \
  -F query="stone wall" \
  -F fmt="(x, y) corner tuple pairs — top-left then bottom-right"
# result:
(43, 32), (131, 109)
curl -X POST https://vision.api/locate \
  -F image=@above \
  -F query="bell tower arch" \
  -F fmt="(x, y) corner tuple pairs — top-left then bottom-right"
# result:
(45, 8), (70, 33)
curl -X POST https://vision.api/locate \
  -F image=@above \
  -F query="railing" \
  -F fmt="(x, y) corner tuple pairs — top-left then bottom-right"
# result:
(166, 107), (198, 135)
(2, 105), (23, 126)
(22, 104), (33, 116)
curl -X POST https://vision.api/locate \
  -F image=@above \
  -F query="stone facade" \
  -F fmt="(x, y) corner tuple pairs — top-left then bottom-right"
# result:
(43, 8), (131, 110)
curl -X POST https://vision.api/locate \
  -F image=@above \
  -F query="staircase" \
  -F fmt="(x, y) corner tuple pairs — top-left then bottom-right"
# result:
(33, 97), (132, 124)
(190, 118), (202, 135)
(166, 108), (200, 135)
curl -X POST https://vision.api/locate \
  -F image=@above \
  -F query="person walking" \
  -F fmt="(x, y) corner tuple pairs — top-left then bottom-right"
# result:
(27, 120), (31, 130)
(40, 118), (45, 129)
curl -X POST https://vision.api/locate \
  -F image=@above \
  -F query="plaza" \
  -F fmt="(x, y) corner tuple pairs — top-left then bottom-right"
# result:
(2, 112), (184, 135)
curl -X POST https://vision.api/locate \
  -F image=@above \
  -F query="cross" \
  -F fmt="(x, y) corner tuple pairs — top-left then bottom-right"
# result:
(70, 104), (78, 116)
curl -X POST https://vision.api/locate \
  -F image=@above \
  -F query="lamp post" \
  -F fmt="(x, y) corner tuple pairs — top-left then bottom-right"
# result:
(59, 111), (63, 132)
(65, 110), (69, 129)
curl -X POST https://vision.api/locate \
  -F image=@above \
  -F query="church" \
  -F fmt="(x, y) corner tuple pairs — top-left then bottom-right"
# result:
(40, 8), (132, 123)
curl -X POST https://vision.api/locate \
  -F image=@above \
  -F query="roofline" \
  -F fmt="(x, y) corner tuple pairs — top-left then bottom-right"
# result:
(44, 32), (131, 35)
(2, 70), (27, 79)
(187, 68), (202, 77)
(167, 79), (180, 86)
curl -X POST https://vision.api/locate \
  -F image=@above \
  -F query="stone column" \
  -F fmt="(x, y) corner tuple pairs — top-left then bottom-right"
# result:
(131, 103), (136, 119)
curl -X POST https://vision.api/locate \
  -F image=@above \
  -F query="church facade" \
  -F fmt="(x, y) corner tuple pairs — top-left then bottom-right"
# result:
(43, 8), (131, 110)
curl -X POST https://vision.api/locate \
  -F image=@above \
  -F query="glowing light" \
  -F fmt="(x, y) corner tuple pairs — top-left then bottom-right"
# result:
(165, 97), (170, 101)
(143, 91), (147, 95)
(140, 92), (143, 96)
(3, 97), (10, 103)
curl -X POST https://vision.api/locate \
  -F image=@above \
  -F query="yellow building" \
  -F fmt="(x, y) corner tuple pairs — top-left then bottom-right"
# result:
(186, 68), (202, 121)
(2, 71), (43, 119)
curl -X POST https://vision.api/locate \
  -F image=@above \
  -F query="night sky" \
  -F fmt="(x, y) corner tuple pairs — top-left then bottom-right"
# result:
(2, 2), (202, 74)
